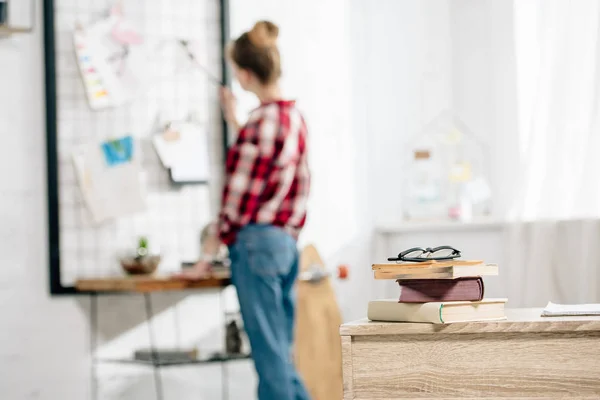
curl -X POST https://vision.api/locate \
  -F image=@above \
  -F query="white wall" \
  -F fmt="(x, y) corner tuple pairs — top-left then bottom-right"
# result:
(364, 0), (453, 227)
(450, 0), (519, 218)
(0, 11), (90, 400)
(365, 0), (520, 225)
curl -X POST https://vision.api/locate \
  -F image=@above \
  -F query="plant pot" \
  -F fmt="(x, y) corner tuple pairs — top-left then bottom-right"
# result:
(119, 254), (161, 275)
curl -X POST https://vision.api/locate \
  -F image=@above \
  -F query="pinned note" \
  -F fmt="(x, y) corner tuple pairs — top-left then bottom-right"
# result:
(73, 135), (146, 224)
(152, 122), (210, 184)
(101, 136), (134, 166)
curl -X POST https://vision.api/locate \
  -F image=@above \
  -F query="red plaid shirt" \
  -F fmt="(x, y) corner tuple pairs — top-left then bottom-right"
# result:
(218, 100), (310, 245)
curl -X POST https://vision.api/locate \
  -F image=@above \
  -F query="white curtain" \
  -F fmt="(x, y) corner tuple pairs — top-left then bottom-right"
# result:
(510, 0), (600, 220)
(502, 220), (600, 307)
(497, 1), (600, 308)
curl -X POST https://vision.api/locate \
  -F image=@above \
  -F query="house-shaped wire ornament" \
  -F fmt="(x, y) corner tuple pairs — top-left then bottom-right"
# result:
(402, 110), (493, 221)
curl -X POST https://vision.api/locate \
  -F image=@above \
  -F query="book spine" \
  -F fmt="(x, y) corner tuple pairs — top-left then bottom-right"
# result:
(397, 277), (484, 303)
(367, 302), (444, 323)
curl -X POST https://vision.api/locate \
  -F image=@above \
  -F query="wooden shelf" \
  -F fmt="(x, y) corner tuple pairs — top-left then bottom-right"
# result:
(75, 274), (231, 293)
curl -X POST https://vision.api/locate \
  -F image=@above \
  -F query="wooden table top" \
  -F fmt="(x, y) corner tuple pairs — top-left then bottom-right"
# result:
(340, 308), (600, 336)
(75, 272), (231, 293)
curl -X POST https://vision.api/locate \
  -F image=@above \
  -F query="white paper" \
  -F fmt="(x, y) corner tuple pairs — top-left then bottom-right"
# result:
(73, 14), (144, 110)
(152, 122), (210, 182)
(72, 135), (146, 224)
(541, 301), (600, 316)
(152, 131), (177, 168)
(170, 160), (209, 182)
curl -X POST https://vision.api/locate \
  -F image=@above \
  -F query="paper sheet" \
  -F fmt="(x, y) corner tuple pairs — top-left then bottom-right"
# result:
(72, 135), (146, 224)
(73, 13), (144, 110)
(152, 122), (210, 183)
(541, 301), (600, 316)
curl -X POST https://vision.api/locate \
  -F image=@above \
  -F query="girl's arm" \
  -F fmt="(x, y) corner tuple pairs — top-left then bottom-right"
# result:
(220, 87), (240, 132)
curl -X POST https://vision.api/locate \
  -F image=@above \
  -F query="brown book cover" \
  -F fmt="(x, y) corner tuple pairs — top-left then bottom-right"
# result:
(396, 277), (484, 303)
(372, 262), (498, 280)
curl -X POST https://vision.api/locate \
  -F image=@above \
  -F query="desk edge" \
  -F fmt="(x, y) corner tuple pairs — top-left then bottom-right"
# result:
(340, 314), (600, 336)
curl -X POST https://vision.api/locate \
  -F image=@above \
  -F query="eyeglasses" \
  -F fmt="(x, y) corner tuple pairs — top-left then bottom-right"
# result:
(387, 246), (461, 263)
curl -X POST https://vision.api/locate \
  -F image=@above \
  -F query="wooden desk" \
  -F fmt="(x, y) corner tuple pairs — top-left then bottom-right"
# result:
(340, 309), (600, 399)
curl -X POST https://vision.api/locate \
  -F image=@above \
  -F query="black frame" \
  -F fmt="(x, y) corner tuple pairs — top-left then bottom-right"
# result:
(44, 0), (231, 295)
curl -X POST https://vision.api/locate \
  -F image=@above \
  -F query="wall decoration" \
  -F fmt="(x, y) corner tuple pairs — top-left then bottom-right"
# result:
(153, 121), (211, 184)
(72, 135), (147, 224)
(403, 110), (492, 221)
(73, 5), (144, 110)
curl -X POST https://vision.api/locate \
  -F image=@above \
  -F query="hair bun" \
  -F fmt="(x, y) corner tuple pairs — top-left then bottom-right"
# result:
(248, 20), (279, 49)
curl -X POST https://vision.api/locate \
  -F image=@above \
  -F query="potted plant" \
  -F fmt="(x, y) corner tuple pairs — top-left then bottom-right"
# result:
(119, 236), (161, 275)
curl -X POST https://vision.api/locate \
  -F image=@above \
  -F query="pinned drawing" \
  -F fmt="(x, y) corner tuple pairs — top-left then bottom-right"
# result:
(72, 135), (146, 224)
(73, 4), (144, 110)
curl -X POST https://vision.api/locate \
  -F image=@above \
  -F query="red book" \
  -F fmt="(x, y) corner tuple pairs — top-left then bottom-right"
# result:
(396, 277), (484, 303)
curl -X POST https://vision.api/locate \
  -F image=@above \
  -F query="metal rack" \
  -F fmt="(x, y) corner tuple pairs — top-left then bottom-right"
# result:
(83, 277), (249, 400)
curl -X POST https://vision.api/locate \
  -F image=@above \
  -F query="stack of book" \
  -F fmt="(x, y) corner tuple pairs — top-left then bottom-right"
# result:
(368, 260), (507, 324)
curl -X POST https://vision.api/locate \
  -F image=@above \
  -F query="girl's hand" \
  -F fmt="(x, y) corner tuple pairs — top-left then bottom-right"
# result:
(201, 222), (222, 256)
(220, 87), (239, 129)
(173, 260), (212, 281)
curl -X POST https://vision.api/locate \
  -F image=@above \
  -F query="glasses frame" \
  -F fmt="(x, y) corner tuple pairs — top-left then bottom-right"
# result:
(387, 246), (461, 263)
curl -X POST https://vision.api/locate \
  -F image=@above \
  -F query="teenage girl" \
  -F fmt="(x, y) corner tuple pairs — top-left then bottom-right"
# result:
(175, 20), (312, 400)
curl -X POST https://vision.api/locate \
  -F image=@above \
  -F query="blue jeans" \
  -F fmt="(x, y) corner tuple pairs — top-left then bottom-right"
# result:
(229, 224), (311, 400)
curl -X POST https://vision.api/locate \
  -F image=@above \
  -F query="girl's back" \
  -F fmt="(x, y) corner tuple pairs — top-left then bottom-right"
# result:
(222, 99), (310, 240)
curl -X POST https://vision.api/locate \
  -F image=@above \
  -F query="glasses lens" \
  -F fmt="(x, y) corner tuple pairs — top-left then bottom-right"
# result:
(431, 248), (457, 258)
(403, 250), (425, 259)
